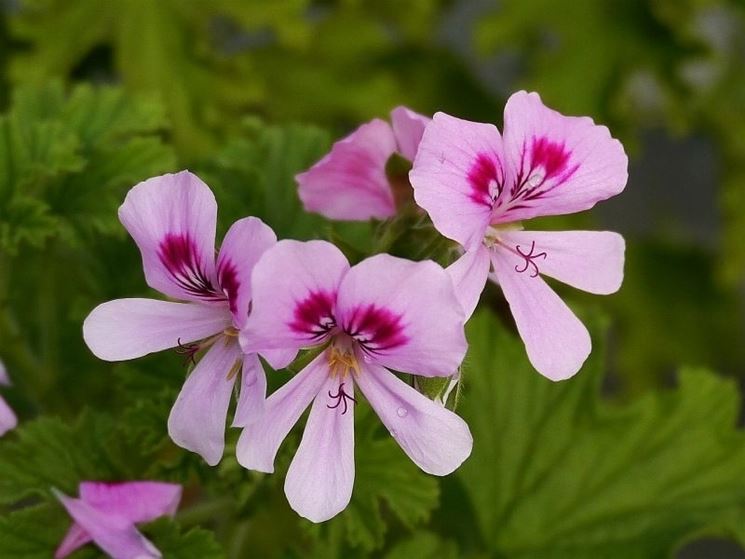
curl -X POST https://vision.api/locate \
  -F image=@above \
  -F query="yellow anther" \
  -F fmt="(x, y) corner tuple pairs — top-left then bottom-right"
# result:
(328, 346), (360, 379)
(223, 327), (239, 337)
(226, 360), (241, 381)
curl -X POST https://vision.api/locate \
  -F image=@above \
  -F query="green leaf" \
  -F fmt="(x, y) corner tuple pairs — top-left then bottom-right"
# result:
(0, 410), (156, 504)
(9, 1), (482, 155)
(0, 105), (83, 198)
(0, 504), (85, 559)
(202, 118), (372, 250)
(142, 518), (225, 559)
(384, 531), (459, 559)
(473, 0), (674, 120)
(0, 409), (224, 557)
(9, 0), (309, 156)
(414, 373), (462, 410)
(608, 242), (745, 392)
(0, 81), (175, 253)
(459, 310), (745, 558)
(205, 118), (329, 237)
(0, 505), (224, 559)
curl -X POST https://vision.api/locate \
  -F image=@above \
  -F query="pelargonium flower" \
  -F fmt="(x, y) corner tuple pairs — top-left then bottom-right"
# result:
(0, 359), (17, 437)
(410, 91), (627, 380)
(296, 107), (429, 220)
(54, 481), (181, 559)
(238, 240), (472, 522)
(83, 171), (285, 465)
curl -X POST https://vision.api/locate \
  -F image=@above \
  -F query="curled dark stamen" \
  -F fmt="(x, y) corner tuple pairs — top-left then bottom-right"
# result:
(327, 382), (357, 415)
(514, 241), (547, 278)
(174, 337), (200, 366)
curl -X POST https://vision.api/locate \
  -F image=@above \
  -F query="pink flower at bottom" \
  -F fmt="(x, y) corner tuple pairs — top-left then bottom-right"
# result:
(238, 240), (472, 523)
(296, 107), (430, 221)
(83, 171), (287, 466)
(54, 481), (181, 559)
(410, 91), (628, 381)
(0, 359), (17, 437)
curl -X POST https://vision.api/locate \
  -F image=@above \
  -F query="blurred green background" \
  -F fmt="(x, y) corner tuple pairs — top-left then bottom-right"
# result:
(1, 1), (745, 558)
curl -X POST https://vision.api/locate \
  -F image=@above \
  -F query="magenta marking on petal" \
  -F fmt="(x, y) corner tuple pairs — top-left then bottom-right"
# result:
(467, 153), (502, 207)
(531, 136), (571, 180)
(514, 240), (547, 277)
(289, 290), (337, 340)
(327, 382), (356, 415)
(510, 136), (580, 203)
(158, 233), (222, 301)
(343, 304), (408, 353)
(217, 259), (240, 315)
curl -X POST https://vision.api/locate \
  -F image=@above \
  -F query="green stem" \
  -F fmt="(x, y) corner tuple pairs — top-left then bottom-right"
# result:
(0, 252), (44, 402)
(228, 519), (251, 559)
(175, 495), (235, 527)
(37, 250), (59, 400)
(0, 308), (42, 384)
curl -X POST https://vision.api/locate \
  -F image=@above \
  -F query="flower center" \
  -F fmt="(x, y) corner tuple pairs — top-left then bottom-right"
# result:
(223, 326), (239, 337)
(327, 345), (360, 379)
(483, 223), (549, 278)
(483, 223), (523, 248)
(326, 343), (359, 414)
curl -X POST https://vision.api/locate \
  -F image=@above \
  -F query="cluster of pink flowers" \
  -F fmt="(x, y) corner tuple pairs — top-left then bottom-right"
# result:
(70, 90), (626, 553)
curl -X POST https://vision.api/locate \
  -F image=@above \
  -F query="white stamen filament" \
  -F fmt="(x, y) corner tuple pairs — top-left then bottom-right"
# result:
(483, 222), (524, 248)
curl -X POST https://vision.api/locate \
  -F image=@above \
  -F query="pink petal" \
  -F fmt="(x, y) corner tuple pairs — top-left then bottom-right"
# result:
(232, 353), (267, 428)
(83, 298), (231, 362)
(236, 352), (329, 473)
(284, 376), (355, 523)
(0, 395), (17, 437)
(54, 490), (162, 559)
(55, 523), (91, 559)
(356, 362), (472, 475)
(0, 359), (9, 385)
(497, 91), (628, 223)
(499, 230), (625, 294)
(490, 246), (591, 380)
(297, 119), (397, 220)
(240, 240), (349, 354)
(446, 245), (491, 320)
(335, 254), (467, 377)
(167, 337), (242, 466)
(216, 217), (277, 329)
(79, 481), (181, 523)
(119, 171), (222, 303)
(409, 112), (503, 250)
(390, 106), (430, 161)
(0, 361), (14, 438)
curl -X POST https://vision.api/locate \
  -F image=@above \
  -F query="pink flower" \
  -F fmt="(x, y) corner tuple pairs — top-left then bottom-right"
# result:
(410, 91), (628, 381)
(296, 107), (430, 220)
(83, 171), (285, 465)
(0, 359), (17, 437)
(237, 240), (472, 522)
(54, 481), (181, 559)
